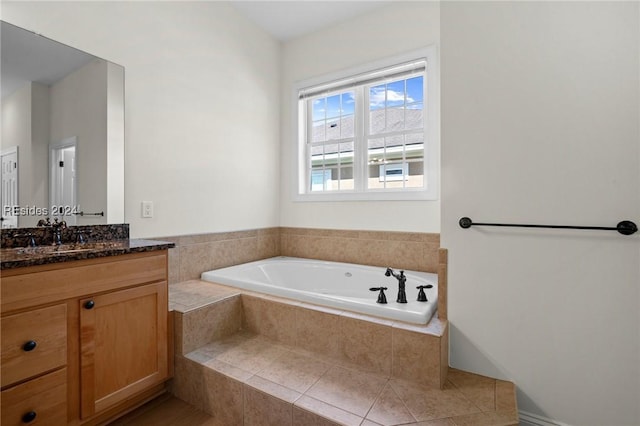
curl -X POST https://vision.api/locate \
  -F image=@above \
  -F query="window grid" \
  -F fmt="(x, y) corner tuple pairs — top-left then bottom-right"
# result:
(296, 50), (436, 201)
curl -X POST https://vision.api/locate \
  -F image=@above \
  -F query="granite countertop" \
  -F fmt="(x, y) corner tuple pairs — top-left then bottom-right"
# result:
(0, 239), (175, 270)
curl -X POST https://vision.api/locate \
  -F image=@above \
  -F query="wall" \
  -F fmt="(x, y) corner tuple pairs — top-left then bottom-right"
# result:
(280, 2), (440, 233)
(440, 2), (639, 425)
(2, 1), (281, 238)
(1, 82), (49, 227)
(50, 59), (108, 225)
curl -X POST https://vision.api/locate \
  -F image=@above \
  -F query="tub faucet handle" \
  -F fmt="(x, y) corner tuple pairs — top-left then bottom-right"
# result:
(369, 287), (388, 304)
(416, 284), (433, 302)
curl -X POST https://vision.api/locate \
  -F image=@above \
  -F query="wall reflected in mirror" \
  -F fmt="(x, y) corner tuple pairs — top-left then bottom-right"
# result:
(1, 21), (124, 228)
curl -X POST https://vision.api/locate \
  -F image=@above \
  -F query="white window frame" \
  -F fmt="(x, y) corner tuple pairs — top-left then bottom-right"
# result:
(292, 47), (439, 202)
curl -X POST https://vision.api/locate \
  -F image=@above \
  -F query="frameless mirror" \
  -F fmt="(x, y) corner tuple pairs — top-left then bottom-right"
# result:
(1, 20), (124, 228)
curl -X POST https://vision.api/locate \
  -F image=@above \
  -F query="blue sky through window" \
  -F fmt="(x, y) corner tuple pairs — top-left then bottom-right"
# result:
(312, 91), (355, 121)
(369, 76), (423, 111)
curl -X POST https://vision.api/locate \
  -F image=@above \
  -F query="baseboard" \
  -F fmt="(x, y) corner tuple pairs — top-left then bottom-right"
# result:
(519, 410), (571, 426)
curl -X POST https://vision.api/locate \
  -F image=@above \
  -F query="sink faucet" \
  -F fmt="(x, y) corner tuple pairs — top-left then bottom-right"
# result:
(51, 218), (67, 245)
(385, 267), (407, 303)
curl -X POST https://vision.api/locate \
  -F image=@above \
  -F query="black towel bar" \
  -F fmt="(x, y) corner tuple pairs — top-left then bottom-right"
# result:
(75, 211), (104, 217)
(459, 217), (637, 236)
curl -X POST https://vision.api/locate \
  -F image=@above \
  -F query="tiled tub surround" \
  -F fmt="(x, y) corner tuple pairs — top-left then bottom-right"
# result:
(280, 228), (440, 274)
(158, 227), (446, 319)
(169, 281), (517, 426)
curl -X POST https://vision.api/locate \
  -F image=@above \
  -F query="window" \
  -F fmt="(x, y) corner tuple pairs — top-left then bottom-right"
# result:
(294, 48), (438, 201)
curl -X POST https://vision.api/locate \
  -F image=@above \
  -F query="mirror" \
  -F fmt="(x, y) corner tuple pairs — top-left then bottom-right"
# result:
(1, 21), (124, 228)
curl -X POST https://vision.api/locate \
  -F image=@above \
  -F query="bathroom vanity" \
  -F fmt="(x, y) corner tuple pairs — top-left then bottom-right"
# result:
(0, 238), (173, 425)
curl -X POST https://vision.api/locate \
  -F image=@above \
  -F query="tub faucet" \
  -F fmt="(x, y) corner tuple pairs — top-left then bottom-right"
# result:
(385, 267), (407, 303)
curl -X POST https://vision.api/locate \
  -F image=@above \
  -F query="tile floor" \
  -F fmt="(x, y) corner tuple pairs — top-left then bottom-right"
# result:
(175, 330), (518, 426)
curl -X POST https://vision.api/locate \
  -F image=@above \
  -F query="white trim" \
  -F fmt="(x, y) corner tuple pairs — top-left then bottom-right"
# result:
(519, 410), (573, 426)
(292, 46), (439, 202)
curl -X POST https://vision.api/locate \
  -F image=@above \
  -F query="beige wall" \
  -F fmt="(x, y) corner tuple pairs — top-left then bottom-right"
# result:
(2, 1), (281, 237)
(440, 2), (639, 425)
(50, 59), (109, 225)
(279, 2), (441, 233)
(1, 82), (49, 227)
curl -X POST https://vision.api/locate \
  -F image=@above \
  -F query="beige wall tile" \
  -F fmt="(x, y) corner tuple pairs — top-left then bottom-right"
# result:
(293, 406), (344, 426)
(181, 296), (243, 354)
(209, 239), (235, 270)
(168, 247), (180, 284)
(294, 395), (363, 426)
(243, 385), (293, 426)
(170, 356), (205, 411)
(340, 316), (392, 376)
(241, 295), (298, 346)
(202, 366), (244, 424)
(495, 380), (517, 413)
(392, 327), (443, 389)
(295, 306), (343, 361)
(179, 243), (216, 281)
(438, 262), (448, 320)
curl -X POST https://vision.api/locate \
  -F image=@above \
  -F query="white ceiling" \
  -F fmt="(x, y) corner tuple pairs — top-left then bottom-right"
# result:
(1, 22), (94, 99)
(230, 1), (391, 41)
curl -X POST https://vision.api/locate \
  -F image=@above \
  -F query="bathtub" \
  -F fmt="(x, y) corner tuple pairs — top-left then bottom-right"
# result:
(201, 256), (438, 325)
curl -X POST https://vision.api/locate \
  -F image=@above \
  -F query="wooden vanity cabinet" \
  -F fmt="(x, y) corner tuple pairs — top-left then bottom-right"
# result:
(1, 250), (170, 425)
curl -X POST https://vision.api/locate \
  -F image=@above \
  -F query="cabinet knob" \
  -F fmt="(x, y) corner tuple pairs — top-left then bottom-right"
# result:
(84, 300), (95, 310)
(21, 411), (37, 423)
(22, 340), (37, 352)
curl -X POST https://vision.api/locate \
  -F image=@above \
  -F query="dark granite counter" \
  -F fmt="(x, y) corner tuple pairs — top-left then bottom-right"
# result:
(1, 239), (174, 270)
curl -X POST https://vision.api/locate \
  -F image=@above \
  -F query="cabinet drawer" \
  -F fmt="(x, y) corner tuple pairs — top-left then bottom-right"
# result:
(1, 368), (67, 426)
(1, 304), (67, 387)
(2, 252), (167, 312)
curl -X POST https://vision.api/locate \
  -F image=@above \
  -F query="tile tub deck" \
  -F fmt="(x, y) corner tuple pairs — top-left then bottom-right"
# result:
(169, 280), (518, 426)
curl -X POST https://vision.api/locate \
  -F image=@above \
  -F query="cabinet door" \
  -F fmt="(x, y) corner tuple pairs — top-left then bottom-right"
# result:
(79, 282), (168, 419)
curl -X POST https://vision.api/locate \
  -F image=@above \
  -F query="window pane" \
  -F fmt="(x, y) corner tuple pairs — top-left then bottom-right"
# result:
(311, 168), (331, 192)
(339, 142), (354, 165)
(367, 138), (385, 166)
(386, 107), (405, 132)
(406, 132), (424, 148)
(405, 103), (423, 130)
(326, 118), (340, 140)
(326, 95), (341, 118)
(369, 108), (385, 135)
(406, 76), (423, 103)
(342, 92), (355, 115)
(406, 159), (424, 188)
(369, 85), (385, 111)
(312, 98), (326, 121)
(312, 120), (325, 143)
(340, 114), (354, 138)
(337, 166), (354, 190)
(386, 80), (405, 107)
(301, 61), (430, 197)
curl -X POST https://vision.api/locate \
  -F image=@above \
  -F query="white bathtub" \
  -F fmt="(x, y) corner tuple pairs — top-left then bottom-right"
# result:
(201, 256), (438, 325)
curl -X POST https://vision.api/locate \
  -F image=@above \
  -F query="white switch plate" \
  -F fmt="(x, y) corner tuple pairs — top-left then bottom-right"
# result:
(141, 201), (153, 218)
